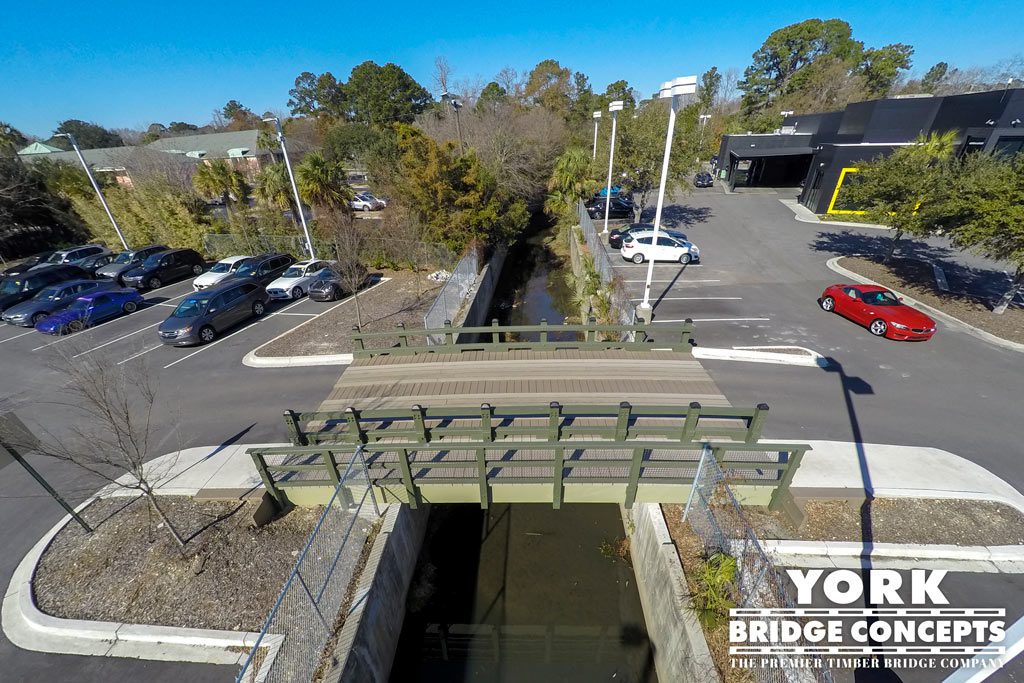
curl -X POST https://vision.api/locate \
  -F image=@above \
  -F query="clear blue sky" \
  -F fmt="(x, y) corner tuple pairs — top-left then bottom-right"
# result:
(1, 0), (1018, 138)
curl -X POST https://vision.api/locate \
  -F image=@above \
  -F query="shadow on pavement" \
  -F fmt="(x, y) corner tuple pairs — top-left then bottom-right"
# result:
(638, 204), (713, 228)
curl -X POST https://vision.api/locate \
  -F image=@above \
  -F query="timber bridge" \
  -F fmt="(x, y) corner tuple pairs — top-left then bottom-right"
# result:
(249, 319), (808, 512)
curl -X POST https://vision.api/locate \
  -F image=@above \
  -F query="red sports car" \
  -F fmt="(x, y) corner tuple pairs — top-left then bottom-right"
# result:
(819, 284), (936, 341)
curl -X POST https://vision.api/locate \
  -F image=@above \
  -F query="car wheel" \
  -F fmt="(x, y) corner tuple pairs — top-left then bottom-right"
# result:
(362, 206), (370, 212)
(192, 264), (204, 275)
(147, 276), (162, 289)
(199, 325), (216, 344)
(290, 286), (303, 299)
(123, 301), (138, 313)
(820, 296), (835, 312)
(31, 312), (48, 325)
(869, 319), (888, 337)
(331, 285), (342, 301)
(252, 301), (266, 316)
(67, 320), (84, 333)
(632, 253), (644, 264)
(679, 253), (692, 265)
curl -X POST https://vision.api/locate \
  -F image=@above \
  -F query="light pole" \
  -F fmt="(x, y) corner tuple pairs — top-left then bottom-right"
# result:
(55, 133), (128, 250)
(601, 100), (625, 235)
(697, 113), (711, 162)
(441, 92), (464, 155)
(637, 76), (697, 323)
(591, 111), (602, 159)
(263, 117), (315, 260)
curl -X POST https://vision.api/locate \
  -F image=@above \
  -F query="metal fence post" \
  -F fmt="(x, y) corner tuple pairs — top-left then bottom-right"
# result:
(397, 448), (418, 509)
(478, 403), (492, 508)
(625, 448), (647, 509)
(682, 401), (701, 442)
(344, 406), (366, 444)
(769, 447), (806, 511)
(251, 451), (286, 509)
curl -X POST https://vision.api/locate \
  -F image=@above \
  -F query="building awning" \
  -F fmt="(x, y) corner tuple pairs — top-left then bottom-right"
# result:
(730, 147), (816, 158)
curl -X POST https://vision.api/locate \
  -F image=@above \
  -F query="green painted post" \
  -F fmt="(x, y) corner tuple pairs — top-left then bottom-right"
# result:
(682, 401), (701, 441)
(344, 406), (366, 444)
(491, 318), (500, 344)
(614, 401), (632, 441)
(412, 404), (429, 443)
(351, 325), (364, 351)
(251, 451), (285, 508)
(625, 448), (646, 508)
(547, 401), (561, 441)
(397, 322), (408, 347)
(539, 318), (548, 345)
(746, 403), (770, 444)
(549, 401), (563, 509)
(397, 448), (418, 509)
(283, 409), (307, 446)
(588, 316), (597, 343)
(769, 448), (806, 511)
(324, 450), (341, 486)
(478, 403), (492, 508)
(675, 318), (694, 351)
(444, 320), (454, 345)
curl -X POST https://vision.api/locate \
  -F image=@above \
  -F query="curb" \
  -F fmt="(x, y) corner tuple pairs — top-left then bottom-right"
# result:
(778, 198), (890, 231)
(693, 345), (829, 368)
(826, 256), (1024, 354)
(2, 497), (261, 664)
(760, 539), (1024, 573)
(242, 277), (392, 368)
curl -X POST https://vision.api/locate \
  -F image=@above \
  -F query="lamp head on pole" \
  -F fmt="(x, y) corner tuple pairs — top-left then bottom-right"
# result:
(592, 111), (602, 119)
(608, 100), (625, 113)
(262, 116), (284, 136)
(54, 132), (77, 147)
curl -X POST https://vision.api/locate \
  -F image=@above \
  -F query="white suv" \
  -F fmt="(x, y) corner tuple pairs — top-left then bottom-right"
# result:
(266, 260), (337, 300)
(30, 244), (111, 270)
(193, 255), (253, 291)
(620, 230), (700, 265)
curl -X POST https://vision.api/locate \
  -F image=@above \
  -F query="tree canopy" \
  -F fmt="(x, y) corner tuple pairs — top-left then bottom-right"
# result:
(343, 61), (433, 126)
(0, 122), (28, 156)
(47, 120), (124, 150)
(524, 59), (573, 116)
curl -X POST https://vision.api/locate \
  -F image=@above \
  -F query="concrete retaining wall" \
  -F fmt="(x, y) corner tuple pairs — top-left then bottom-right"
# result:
(621, 503), (720, 683)
(453, 246), (507, 339)
(325, 504), (429, 683)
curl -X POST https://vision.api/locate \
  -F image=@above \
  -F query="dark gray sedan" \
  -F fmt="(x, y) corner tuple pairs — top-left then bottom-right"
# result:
(96, 244), (169, 284)
(1, 279), (119, 326)
(157, 278), (268, 345)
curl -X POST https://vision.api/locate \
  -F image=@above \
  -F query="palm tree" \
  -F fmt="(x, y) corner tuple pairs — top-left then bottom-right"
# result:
(192, 159), (248, 217)
(295, 151), (354, 215)
(545, 147), (595, 217)
(254, 162), (295, 220)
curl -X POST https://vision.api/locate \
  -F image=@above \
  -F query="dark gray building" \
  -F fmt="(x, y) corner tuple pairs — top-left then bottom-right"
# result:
(716, 88), (1024, 214)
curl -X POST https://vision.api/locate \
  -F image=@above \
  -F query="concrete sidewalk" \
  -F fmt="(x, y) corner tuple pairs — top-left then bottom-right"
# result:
(778, 197), (889, 231)
(103, 442), (287, 499)
(788, 439), (1024, 513)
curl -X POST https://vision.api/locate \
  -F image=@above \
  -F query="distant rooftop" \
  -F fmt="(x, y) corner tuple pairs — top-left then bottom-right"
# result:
(145, 129), (265, 158)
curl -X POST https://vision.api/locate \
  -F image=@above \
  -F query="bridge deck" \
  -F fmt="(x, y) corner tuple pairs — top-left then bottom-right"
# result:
(321, 350), (729, 410)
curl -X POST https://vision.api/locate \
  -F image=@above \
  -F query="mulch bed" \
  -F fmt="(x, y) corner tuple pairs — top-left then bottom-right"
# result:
(255, 270), (441, 357)
(842, 256), (1024, 345)
(34, 496), (321, 632)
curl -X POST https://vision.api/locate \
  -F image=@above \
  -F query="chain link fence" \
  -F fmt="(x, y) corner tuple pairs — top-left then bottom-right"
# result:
(236, 446), (381, 683)
(577, 201), (634, 327)
(203, 233), (456, 271)
(684, 446), (834, 683)
(423, 249), (480, 340)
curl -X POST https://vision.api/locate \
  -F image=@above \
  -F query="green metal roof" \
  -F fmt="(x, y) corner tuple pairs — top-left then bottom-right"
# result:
(17, 141), (63, 155)
(146, 129), (264, 158)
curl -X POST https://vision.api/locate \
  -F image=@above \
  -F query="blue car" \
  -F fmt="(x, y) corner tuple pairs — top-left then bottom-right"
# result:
(35, 289), (145, 335)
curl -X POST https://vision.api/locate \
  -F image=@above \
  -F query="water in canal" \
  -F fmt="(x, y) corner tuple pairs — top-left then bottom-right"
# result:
(389, 215), (657, 682)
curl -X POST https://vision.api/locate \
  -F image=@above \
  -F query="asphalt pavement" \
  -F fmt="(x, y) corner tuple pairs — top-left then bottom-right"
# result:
(0, 275), (346, 681)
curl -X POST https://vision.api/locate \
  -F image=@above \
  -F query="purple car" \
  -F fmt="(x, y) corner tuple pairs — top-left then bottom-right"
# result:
(35, 288), (145, 335)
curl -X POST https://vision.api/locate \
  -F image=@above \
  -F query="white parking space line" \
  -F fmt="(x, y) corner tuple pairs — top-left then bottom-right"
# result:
(0, 329), (37, 344)
(613, 263), (702, 268)
(71, 322), (162, 358)
(272, 312), (319, 317)
(654, 317), (770, 323)
(117, 344), (164, 365)
(30, 291), (191, 352)
(154, 302), (179, 307)
(634, 297), (742, 301)
(624, 279), (721, 284)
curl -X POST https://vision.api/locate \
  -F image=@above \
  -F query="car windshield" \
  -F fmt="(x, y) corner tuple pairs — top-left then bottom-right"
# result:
(0, 278), (25, 295)
(172, 296), (208, 318)
(861, 290), (900, 306)
(44, 253), (64, 264)
(209, 261), (233, 273)
(235, 260), (259, 276)
(113, 251), (132, 264)
(142, 253), (164, 267)
(68, 298), (90, 312)
(36, 286), (64, 300)
(281, 266), (304, 278)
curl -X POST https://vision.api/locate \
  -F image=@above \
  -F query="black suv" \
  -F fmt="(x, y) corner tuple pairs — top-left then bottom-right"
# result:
(96, 244), (169, 284)
(0, 265), (90, 313)
(585, 197), (634, 219)
(694, 171), (714, 188)
(122, 248), (205, 290)
(226, 253), (296, 286)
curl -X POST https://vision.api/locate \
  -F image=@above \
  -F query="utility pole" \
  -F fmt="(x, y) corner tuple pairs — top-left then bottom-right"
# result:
(263, 117), (315, 260)
(602, 100), (625, 235)
(55, 132), (129, 250)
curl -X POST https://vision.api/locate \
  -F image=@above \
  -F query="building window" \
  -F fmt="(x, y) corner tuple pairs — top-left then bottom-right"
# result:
(961, 136), (986, 156)
(993, 136), (1024, 158)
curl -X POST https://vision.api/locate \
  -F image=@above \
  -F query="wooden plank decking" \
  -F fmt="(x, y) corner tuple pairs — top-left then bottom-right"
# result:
(320, 349), (729, 411)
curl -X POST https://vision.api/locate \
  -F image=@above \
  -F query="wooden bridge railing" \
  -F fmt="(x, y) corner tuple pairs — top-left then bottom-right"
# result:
(349, 318), (694, 357)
